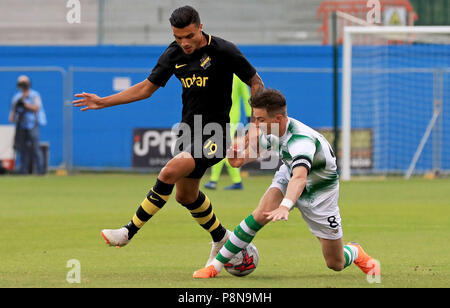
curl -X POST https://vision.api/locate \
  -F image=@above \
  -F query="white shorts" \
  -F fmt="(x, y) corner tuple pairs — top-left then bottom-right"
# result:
(268, 164), (343, 240)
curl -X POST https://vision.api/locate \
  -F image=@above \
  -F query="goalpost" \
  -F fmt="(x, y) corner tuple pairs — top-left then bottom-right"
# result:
(341, 26), (450, 180)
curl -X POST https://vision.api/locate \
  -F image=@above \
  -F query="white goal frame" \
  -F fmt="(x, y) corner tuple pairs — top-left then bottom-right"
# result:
(341, 26), (450, 181)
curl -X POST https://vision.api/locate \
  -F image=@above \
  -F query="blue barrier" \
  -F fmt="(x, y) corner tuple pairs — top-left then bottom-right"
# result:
(0, 44), (448, 172)
(0, 45), (336, 168)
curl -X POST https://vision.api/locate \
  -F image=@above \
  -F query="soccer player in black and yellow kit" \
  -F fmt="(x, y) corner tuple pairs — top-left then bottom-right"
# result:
(73, 6), (264, 266)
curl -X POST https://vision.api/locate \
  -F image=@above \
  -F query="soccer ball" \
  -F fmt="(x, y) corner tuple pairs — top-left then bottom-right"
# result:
(224, 242), (259, 277)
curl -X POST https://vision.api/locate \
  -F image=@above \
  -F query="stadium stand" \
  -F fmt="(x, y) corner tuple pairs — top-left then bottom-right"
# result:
(0, 0), (323, 45)
(0, 0), (97, 45)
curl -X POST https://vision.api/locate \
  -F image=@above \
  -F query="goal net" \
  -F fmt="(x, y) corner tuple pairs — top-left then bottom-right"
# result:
(341, 26), (450, 180)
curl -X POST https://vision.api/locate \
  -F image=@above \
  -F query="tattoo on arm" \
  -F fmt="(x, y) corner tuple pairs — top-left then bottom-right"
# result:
(247, 73), (264, 96)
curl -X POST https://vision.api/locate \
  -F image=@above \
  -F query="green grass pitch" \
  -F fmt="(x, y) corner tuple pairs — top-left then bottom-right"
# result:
(0, 173), (449, 288)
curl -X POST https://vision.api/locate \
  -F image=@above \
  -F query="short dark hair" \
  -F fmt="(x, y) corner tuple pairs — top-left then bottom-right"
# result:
(169, 6), (201, 28)
(250, 89), (287, 117)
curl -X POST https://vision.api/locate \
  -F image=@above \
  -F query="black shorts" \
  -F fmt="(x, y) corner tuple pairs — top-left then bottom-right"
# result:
(173, 130), (230, 179)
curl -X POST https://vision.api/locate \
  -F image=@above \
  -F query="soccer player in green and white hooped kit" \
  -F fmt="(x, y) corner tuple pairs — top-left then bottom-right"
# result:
(193, 88), (380, 279)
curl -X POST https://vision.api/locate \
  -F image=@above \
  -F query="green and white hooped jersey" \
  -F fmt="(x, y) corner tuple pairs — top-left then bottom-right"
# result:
(259, 117), (339, 201)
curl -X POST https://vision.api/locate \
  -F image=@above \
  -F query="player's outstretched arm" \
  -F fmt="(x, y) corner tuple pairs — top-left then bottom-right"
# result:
(73, 79), (159, 111)
(264, 166), (308, 222)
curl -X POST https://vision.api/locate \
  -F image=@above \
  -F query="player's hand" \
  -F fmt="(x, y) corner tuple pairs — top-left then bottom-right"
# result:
(73, 92), (104, 111)
(226, 143), (245, 168)
(263, 206), (290, 222)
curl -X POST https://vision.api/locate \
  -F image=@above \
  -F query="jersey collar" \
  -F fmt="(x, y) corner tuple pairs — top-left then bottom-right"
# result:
(206, 32), (212, 45)
(279, 117), (292, 143)
(201, 31), (212, 46)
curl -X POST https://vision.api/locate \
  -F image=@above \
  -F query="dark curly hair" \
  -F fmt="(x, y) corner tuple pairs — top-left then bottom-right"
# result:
(169, 6), (201, 28)
(250, 88), (287, 117)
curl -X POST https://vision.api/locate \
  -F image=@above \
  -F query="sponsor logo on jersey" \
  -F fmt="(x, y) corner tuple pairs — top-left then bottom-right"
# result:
(175, 63), (187, 69)
(181, 74), (209, 88)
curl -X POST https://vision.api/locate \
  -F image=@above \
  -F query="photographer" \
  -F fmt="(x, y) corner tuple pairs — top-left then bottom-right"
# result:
(8, 75), (46, 174)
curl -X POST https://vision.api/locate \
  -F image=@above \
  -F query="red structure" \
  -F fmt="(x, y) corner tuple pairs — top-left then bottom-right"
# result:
(317, 0), (418, 44)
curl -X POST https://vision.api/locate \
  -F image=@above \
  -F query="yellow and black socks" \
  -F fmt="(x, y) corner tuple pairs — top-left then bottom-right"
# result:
(125, 178), (174, 239)
(124, 183), (225, 242)
(181, 191), (227, 242)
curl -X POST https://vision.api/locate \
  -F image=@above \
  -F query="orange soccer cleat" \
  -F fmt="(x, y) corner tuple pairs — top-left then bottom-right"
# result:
(192, 265), (218, 279)
(347, 242), (380, 275)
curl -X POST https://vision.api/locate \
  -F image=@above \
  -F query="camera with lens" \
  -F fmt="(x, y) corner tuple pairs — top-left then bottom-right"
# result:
(14, 98), (26, 115)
